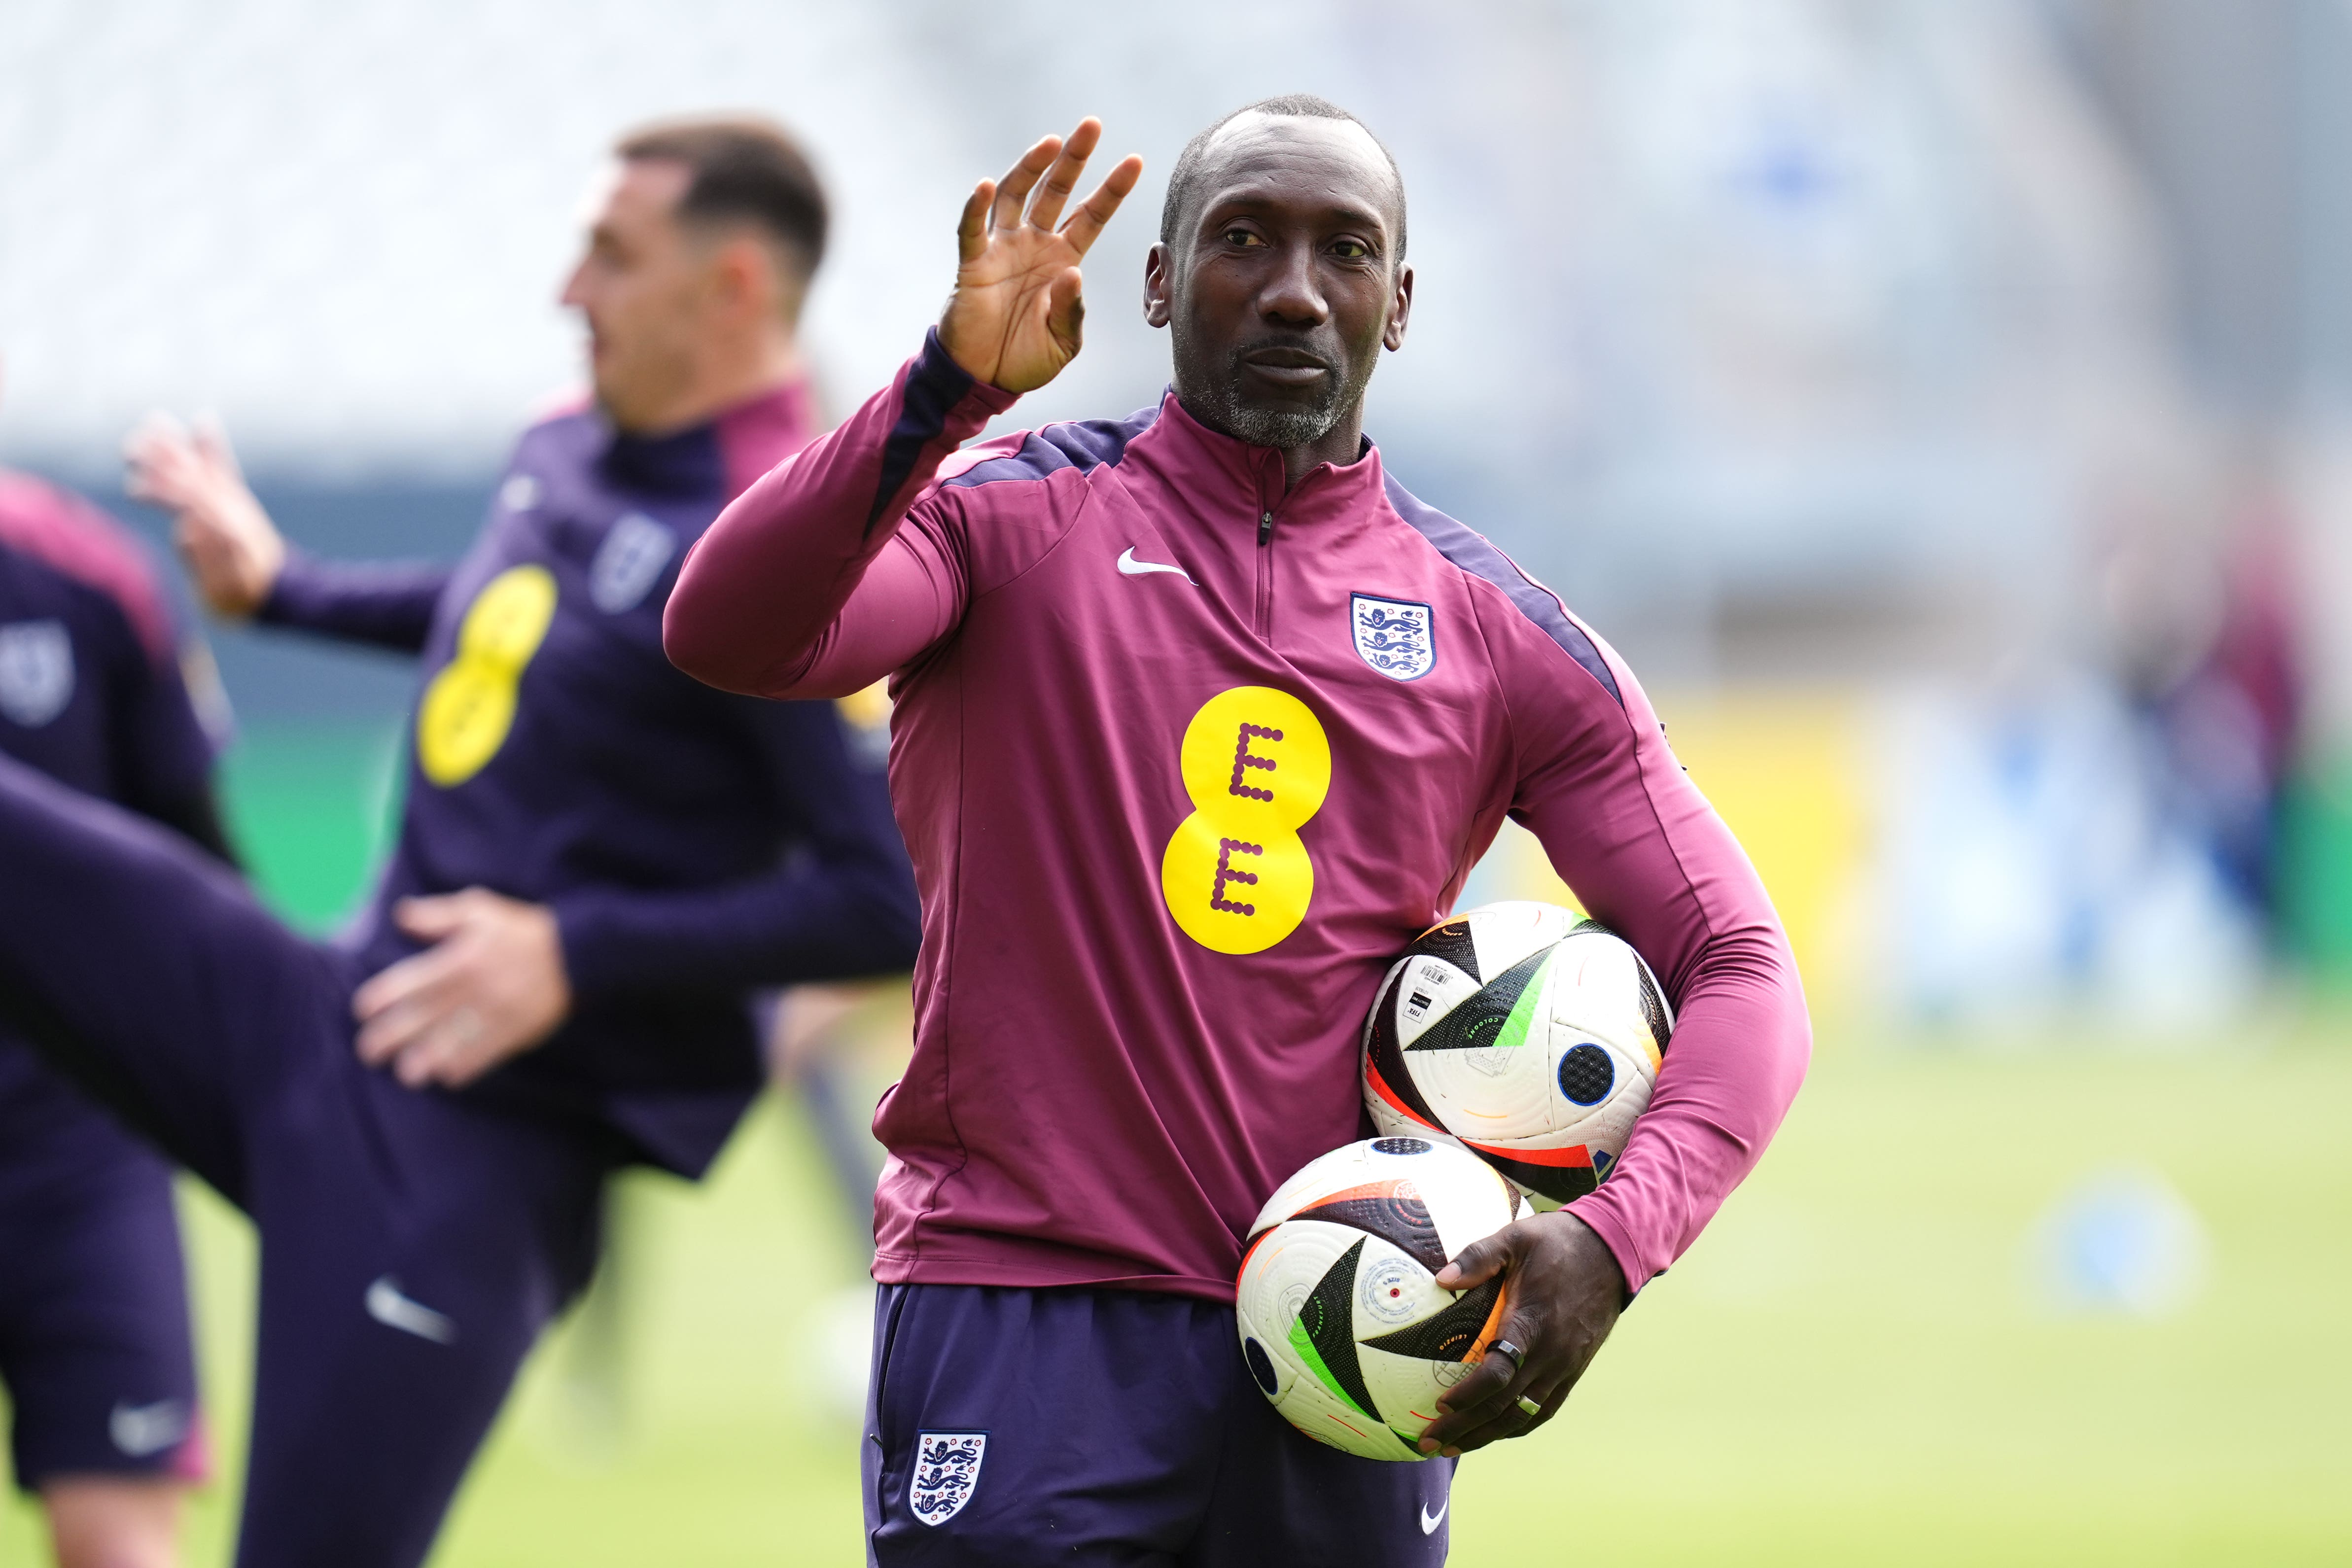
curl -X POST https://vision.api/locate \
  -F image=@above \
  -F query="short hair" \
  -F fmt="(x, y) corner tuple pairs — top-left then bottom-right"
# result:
(1158, 94), (1406, 260)
(615, 115), (828, 279)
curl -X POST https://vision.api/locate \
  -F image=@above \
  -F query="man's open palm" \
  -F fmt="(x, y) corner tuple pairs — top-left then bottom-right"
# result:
(124, 414), (285, 620)
(941, 118), (1143, 394)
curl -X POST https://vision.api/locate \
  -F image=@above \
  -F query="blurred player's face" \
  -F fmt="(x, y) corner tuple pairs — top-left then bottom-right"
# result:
(1148, 115), (1411, 452)
(561, 159), (771, 433)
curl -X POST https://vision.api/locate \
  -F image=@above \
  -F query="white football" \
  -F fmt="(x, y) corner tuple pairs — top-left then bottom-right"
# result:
(1235, 1136), (1528, 1461)
(1362, 901), (1673, 1208)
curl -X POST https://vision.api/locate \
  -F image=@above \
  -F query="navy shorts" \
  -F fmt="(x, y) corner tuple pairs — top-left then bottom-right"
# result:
(865, 1284), (1456, 1566)
(0, 752), (610, 1568)
(0, 1049), (202, 1492)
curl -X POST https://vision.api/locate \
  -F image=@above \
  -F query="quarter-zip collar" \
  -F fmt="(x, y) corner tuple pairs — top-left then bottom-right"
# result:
(1145, 387), (1387, 536)
(595, 379), (814, 503)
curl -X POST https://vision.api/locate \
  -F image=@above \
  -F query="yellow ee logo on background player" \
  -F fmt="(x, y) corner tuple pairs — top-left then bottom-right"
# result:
(1160, 686), (1331, 955)
(416, 565), (558, 787)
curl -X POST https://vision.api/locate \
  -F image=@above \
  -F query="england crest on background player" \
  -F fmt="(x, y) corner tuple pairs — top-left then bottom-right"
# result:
(590, 512), (676, 613)
(1350, 593), (1435, 681)
(910, 1431), (987, 1526)
(0, 620), (73, 728)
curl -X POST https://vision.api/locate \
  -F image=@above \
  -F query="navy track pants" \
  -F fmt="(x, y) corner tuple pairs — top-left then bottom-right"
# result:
(866, 1283), (1457, 1566)
(0, 751), (608, 1568)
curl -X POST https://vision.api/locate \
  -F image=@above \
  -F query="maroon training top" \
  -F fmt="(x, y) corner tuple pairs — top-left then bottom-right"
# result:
(667, 334), (1811, 1299)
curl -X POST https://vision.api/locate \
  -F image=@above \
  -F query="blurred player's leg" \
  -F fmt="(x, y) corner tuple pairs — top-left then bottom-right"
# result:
(0, 1059), (203, 1568)
(0, 752), (326, 1201)
(234, 1087), (603, 1568)
(40, 1477), (184, 1568)
(0, 750), (609, 1568)
(550, 1176), (651, 1458)
(768, 982), (891, 1255)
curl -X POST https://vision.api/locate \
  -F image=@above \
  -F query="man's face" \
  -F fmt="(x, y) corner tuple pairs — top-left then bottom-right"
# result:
(560, 158), (714, 432)
(1148, 115), (1412, 451)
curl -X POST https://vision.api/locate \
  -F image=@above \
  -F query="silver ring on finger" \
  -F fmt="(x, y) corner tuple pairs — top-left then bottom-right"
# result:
(1487, 1338), (1526, 1372)
(1515, 1394), (1543, 1418)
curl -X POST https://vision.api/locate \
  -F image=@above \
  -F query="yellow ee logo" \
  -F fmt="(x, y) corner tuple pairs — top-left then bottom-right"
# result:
(415, 564), (558, 787)
(1159, 686), (1332, 955)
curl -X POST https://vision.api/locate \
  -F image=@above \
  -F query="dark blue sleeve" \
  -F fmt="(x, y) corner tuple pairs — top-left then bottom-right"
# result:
(254, 551), (449, 654)
(110, 631), (230, 857)
(547, 698), (920, 992)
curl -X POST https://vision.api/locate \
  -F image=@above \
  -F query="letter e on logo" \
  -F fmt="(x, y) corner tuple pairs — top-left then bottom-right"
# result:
(1159, 686), (1331, 954)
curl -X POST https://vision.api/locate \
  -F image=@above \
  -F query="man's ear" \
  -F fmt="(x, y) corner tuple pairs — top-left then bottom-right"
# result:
(1383, 263), (1414, 352)
(1143, 242), (1173, 329)
(711, 236), (773, 319)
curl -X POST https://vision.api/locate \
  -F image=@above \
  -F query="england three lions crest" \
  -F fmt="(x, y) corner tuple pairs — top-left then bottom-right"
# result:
(910, 1431), (987, 1527)
(1351, 593), (1436, 681)
(590, 512), (676, 614)
(0, 620), (74, 728)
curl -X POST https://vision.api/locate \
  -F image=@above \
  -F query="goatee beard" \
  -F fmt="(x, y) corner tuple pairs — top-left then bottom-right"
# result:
(1182, 336), (1375, 451)
(1216, 372), (1343, 449)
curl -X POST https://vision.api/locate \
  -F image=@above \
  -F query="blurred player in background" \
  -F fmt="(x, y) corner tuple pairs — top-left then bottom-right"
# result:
(0, 357), (219, 1568)
(668, 103), (1809, 1563)
(0, 118), (918, 1568)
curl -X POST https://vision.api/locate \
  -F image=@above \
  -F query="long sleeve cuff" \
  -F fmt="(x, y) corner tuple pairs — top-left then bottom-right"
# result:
(256, 552), (449, 653)
(1564, 1195), (1646, 1299)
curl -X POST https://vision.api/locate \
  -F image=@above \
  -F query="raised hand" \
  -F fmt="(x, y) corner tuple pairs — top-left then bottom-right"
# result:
(124, 414), (285, 620)
(940, 117), (1143, 394)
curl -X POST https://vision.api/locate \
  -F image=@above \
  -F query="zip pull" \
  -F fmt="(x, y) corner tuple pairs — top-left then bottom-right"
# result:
(1258, 510), (1274, 546)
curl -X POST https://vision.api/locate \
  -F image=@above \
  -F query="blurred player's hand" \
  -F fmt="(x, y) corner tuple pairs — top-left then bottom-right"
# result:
(352, 889), (573, 1088)
(940, 117), (1143, 394)
(1415, 1211), (1627, 1457)
(124, 414), (286, 619)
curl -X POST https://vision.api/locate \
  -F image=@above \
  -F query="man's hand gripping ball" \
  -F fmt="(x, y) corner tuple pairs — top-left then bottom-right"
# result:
(1417, 1210), (1628, 1456)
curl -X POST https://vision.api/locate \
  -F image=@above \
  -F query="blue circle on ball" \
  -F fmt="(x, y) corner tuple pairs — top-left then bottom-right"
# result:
(1557, 1044), (1614, 1106)
(1244, 1337), (1279, 1395)
(1370, 1136), (1432, 1156)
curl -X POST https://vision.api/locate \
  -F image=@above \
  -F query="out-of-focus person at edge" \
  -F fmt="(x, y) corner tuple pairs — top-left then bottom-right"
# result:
(0, 351), (222, 1568)
(0, 118), (918, 1568)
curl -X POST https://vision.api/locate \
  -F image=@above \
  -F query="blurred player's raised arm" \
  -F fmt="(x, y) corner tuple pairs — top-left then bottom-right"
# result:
(127, 414), (448, 652)
(665, 119), (1141, 697)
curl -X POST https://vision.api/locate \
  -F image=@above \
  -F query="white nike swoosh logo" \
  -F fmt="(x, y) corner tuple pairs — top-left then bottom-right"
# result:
(108, 1399), (189, 1457)
(366, 1276), (457, 1344)
(1420, 1498), (1448, 1535)
(1116, 547), (1194, 583)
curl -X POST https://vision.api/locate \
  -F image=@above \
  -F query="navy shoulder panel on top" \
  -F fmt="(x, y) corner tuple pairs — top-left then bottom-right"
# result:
(944, 403), (1162, 490)
(875, 332), (978, 532)
(1381, 473), (1621, 705)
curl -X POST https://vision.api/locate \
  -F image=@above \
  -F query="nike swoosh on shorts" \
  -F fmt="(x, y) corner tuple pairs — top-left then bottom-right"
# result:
(1420, 1498), (1448, 1535)
(108, 1399), (188, 1458)
(1115, 547), (1194, 583)
(365, 1276), (458, 1344)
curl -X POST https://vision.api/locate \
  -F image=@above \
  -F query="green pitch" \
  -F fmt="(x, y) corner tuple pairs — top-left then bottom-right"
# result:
(3, 728), (2349, 1565)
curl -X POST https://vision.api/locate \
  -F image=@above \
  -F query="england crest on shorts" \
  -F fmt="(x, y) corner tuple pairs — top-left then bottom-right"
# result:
(1350, 593), (1436, 681)
(910, 1431), (987, 1527)
(590, 512), (676, 613)
(0, 620), (74, 728)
